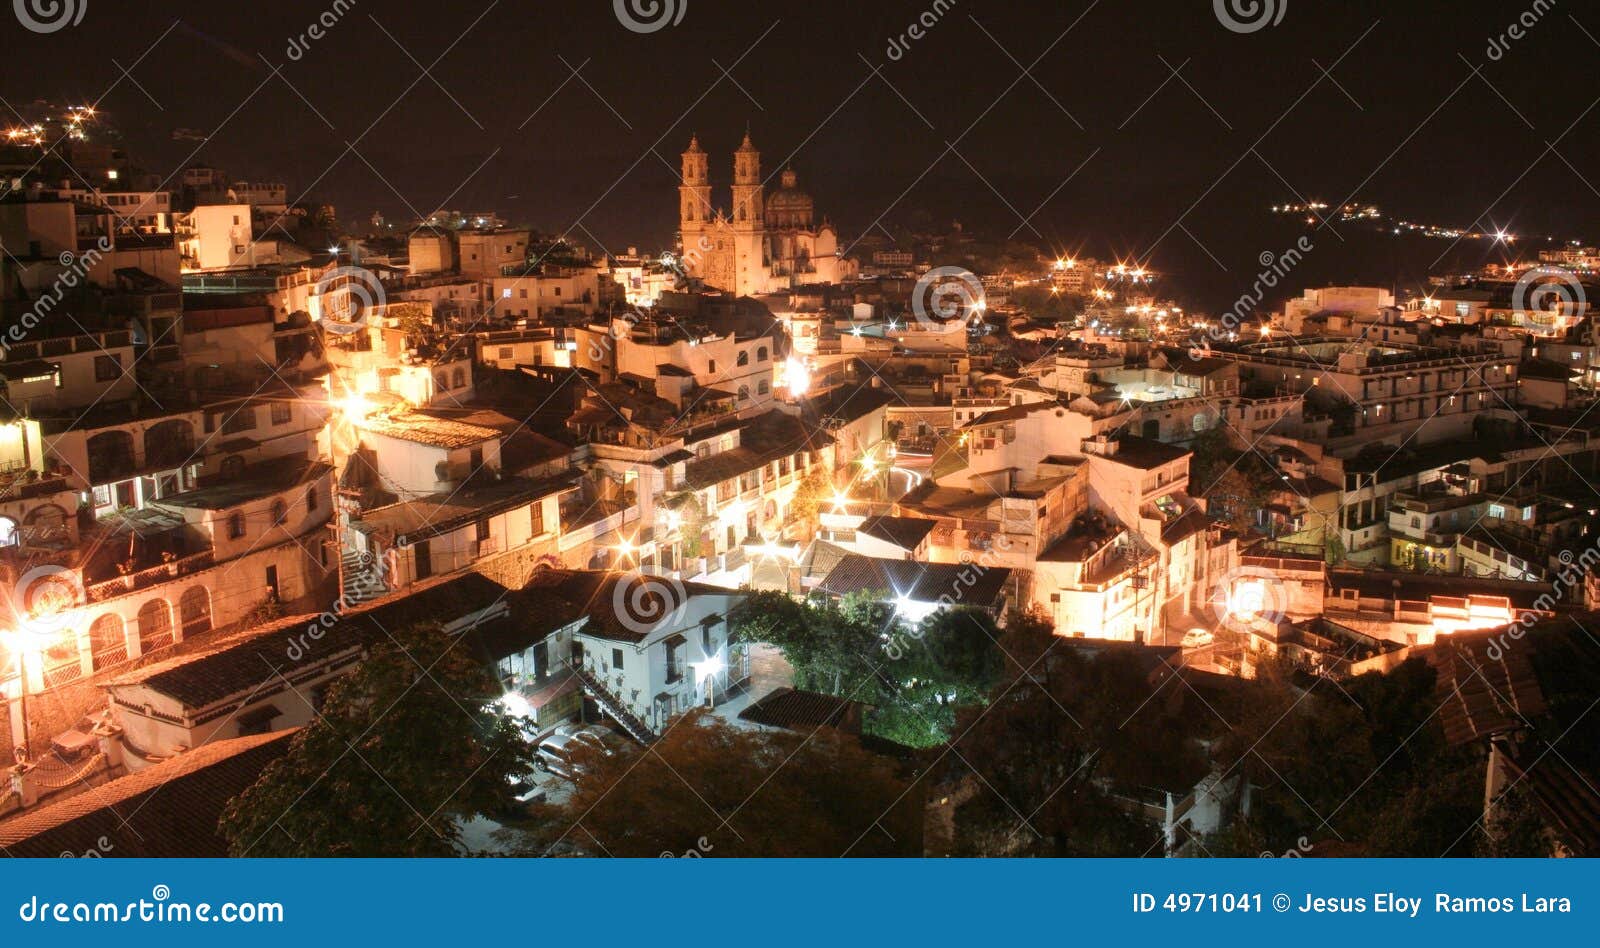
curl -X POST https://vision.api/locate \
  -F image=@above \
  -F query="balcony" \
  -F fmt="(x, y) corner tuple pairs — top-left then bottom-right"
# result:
(83, 548), (216, 604)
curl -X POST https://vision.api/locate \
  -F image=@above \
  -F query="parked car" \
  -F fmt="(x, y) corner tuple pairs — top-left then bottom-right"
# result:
(1180, 627), (1215, 649)
(535, 724), (624, 780)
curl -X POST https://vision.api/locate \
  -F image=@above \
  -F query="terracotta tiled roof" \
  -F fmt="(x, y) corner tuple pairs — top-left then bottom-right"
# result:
(362, 413), (501, 449)
(0, 730), (296, 857)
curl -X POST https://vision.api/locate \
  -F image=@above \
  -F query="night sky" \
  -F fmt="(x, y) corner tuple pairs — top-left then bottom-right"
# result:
(6, 0), (1596, 307)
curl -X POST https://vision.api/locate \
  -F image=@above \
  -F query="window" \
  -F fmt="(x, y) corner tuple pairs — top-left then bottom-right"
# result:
(227, 511), (246, 539)
(271, 499), (288, 525)
(612, 648), (624, 670)
(757, 346), (769, 362)
(94, 354), (122, 381)
(452, 368), (466, 389)
(499, 346), (513, 359)
(476, 519), (490, 541)
(665, 637), (684, 683)
(305, 485), (318, 513)
(221, 407), (257, 434)
(530, 501), (545, 537)
(737, 351), (750, 367)
(708, 359), (716, 374)
(270, 402), (292, 425)
(758, 380), (769, 395)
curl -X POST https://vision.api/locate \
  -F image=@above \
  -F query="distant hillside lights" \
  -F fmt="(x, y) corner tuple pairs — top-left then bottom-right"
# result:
(285, 0), (357, 62)
(885, 0), (957, 62)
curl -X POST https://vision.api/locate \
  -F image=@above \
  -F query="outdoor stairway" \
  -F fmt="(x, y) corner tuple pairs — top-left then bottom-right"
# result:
(339, 551), (389, 606)
(569, 663), (657, 744)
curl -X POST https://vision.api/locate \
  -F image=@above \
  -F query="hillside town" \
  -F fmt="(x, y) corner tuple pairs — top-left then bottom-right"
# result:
(1, 106), (1598, 859)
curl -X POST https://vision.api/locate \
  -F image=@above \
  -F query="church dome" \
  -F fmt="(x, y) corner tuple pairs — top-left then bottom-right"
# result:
(766, 168), (814, 227)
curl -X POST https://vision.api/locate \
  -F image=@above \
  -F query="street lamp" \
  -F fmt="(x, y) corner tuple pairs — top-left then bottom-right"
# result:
(691, 655), (726, 709)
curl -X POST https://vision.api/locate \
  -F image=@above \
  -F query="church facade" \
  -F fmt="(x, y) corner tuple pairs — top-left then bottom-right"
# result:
(677, 133), (854, 297)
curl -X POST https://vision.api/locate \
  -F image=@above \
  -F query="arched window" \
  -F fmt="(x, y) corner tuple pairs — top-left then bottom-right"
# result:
(89, 614), (127, 670)
(137, 599), (173, 652)
(23, 504), (68, 545)
(227, 511), (246, 539)
(756, 346), (769, 362)
(179, 586), (211, 638)
(87, 430), (136, 483)
(738, 385), (750, 401)
(452, 368), (466, 389)
(435, 372), (448, 391)
(737, 351), (749, 367)
(271, 499), (288, 526)
(143, 419), (196, 469)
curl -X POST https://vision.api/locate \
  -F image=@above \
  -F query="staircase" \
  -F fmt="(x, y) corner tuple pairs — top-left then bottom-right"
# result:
(568, 662), (656, 744)
(340, 551), (389, 607)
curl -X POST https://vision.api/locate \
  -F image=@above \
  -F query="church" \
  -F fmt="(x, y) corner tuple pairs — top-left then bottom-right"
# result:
(677, 132), (855, 297)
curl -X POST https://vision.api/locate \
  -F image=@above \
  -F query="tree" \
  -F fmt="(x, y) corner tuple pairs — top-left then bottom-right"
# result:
(873, 608), (1006, 748)
(530, 711), (913, 856)
(218, 623), (533, 856)
(733, 591), (887, 698)
(1188, 426), (1272, 533)
(787, 465), (829, 530)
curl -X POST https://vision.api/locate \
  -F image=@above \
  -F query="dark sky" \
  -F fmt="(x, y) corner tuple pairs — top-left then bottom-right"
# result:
(5, 0), (1597, 308)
